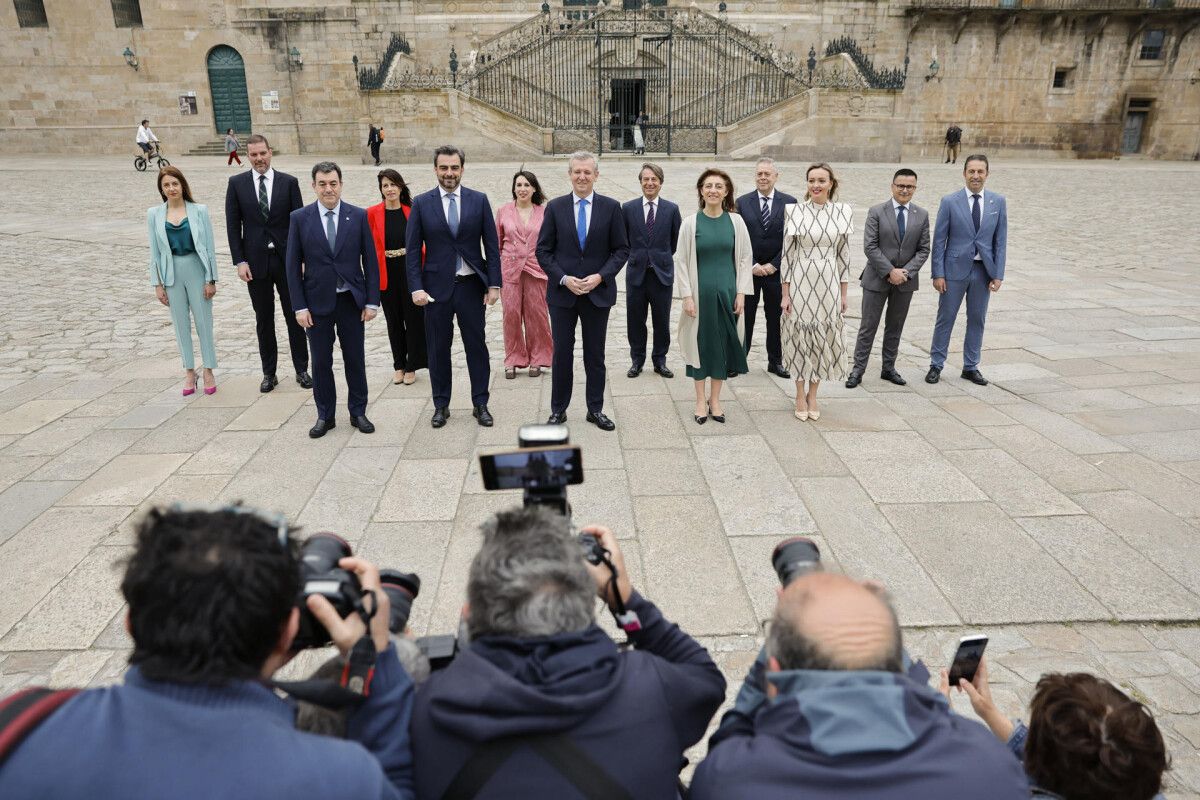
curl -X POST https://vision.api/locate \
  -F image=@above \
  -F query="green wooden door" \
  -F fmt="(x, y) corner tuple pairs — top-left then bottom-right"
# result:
(207, 46), (252, 134)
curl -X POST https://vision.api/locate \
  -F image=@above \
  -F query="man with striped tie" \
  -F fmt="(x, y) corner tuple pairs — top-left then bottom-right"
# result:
(735, 157), (797, 379)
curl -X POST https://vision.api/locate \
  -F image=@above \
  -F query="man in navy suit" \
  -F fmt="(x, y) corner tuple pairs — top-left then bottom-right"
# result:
(735, 157), (795, 379)
(286, 162), (380, 439)
(622, 163), (681, 379)
(224, 134), (311, 393)
(406, 145), (501, 429)
(536, 151), (629, 431)
(926, 154), (1007, 387)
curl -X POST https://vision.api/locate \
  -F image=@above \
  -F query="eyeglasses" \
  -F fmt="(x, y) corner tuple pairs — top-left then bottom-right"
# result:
(170, 502), (290, 548)
(892, 184), (916, 192)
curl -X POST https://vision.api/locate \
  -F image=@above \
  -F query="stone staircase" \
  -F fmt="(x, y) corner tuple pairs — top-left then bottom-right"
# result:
(186, 139), (231, 157)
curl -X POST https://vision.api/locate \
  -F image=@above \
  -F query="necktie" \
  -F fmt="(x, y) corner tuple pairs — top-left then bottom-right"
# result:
(971, 194), (981, 233)
(896, 205), (906, 240)
(447, 194), (459, 236)
(646, 201), (656, 230)
(577, 198), (588, 251)
(258, 175), (269, 220)
(326, 210), (344, 289)
(761, 196), (770, 228)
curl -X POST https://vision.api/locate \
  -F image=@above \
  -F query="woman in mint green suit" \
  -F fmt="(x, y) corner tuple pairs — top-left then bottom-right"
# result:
(147, 166), (219, 395)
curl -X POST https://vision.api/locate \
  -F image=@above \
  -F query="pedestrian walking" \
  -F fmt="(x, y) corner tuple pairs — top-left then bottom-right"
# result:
(224, 129), (242, 166)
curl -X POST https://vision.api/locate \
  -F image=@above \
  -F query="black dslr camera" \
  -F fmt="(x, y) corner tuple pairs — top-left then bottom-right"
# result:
(292, 532), (421, 649)
(771, 536), (823, 586)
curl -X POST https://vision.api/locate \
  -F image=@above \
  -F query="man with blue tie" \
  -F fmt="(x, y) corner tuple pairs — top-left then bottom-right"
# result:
(286, 162), (380, 438)
(622, 163), (681, 379)
(406, 145), (501, 429)
(735, 157), (796, 379)
(536, 151), (629, 431)
(926, 154), (1007, 386)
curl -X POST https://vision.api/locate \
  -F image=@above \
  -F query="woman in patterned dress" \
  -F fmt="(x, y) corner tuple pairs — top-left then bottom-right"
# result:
(780, 163), (851, 421)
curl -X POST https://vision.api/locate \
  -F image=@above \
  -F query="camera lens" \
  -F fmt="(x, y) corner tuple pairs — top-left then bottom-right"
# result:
(379, 570), (421, 634)
(299, 532), (352, 579)
(771, 536), (822, 587)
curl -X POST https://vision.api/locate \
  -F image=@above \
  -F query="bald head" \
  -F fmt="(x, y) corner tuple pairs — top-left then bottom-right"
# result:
(768, 573), (902, 672)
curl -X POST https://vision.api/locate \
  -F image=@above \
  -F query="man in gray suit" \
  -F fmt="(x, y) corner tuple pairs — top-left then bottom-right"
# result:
(847, 169), (930, 388)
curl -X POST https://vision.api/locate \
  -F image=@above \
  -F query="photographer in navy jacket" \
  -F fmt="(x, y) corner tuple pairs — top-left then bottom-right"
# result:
(0, 506), (415, 800)
(411, 507), (725, 799)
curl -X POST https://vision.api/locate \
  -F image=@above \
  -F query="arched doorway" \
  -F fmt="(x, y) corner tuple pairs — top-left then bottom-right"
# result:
(207, 45), (252, 134)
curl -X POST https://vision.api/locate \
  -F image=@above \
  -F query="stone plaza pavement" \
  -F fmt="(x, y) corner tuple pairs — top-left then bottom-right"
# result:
(0, 153), (1198, 792)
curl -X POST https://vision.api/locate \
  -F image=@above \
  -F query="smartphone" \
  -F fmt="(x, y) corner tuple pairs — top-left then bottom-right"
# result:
(478, 446), (583, 491)
(948, 634), (988, 685)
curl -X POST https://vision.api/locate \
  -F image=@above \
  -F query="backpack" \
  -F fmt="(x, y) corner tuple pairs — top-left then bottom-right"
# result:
(0, 687), (80, 766)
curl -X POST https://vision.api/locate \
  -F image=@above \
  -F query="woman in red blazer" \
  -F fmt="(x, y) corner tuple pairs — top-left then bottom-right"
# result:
(367, 169), (427, 385)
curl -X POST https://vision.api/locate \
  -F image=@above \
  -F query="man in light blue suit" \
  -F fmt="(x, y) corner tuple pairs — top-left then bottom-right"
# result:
(926, 154), (1006, 386)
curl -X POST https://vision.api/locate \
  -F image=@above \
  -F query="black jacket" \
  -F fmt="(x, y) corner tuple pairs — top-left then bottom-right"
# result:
(225, 169), (304, 279)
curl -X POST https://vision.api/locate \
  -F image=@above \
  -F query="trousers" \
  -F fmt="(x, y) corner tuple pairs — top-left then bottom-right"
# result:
(164, 252), (218, 370)
(930, 261), (991, 371)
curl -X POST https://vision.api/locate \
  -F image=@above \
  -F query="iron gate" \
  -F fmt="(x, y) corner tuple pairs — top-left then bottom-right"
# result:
(460, 9), (809, 155)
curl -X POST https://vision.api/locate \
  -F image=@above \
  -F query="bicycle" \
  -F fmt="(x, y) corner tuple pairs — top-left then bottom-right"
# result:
(134, 142), (170, 172)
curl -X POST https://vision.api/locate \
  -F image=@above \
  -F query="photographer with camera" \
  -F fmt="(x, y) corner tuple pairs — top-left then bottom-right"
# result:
(0, 506), (415, 800)
(692, 558), (1027, 800)
(410, 506), (725, 799)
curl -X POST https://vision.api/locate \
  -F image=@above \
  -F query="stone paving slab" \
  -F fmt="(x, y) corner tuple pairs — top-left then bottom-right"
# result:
(1, 156), (1199, 795)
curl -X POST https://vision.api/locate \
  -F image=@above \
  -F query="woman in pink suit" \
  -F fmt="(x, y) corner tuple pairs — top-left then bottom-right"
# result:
(496, 169), (554, 378)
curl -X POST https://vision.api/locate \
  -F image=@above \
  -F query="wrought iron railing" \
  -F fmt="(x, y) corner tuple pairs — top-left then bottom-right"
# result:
(906, 0), (1195, 9)
(824, 37), (907, 90)
(357, 33), (412, 91)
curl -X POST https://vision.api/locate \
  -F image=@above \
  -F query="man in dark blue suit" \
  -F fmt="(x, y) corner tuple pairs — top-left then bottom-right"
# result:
(926, 154), (1007, 387)
(405, 145), (501, 429)
(536, 151), (629, 431)
(224, 134), (310, 393)
(735, 157), (795, 379)
(622, 163), (681, 379)
(286, 162), (380, 439)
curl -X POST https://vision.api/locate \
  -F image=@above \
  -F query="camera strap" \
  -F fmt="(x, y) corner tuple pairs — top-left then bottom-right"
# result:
(274, 589), (381, 707)
(595, 550), (641, 634)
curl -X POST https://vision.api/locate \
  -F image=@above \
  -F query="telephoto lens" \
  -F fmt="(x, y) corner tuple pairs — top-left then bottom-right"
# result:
(379, 570), (421, 635)
(771, 536), (822, 587)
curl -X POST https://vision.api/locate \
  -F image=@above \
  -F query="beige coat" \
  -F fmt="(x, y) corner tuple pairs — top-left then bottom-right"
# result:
(673, 211), (755, 370)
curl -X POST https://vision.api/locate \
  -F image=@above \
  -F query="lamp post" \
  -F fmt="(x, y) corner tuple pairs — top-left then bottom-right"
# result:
(288, 47), (303, 70)
(924, 59), (940, 82)
(123, 47), (139, 71)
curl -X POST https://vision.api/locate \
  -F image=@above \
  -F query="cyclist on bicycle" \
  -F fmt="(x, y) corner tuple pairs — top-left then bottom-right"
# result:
(137, 119), (160, 158)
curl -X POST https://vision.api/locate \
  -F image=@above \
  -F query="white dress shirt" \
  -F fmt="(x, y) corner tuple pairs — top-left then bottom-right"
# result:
(296, 201), (378, 314)
(642, 196), (658, 222)
(756, 190), (775, 217)
(562, 192), (596, 286)
(255, 168), (276, 250)
(441, 188), (472, 276)
(964, 187), (985, 261)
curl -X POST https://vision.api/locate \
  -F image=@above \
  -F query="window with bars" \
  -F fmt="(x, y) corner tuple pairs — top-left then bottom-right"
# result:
(111, 0), (143, 27)
(13, 0), (48, 27)
(1139, 29), (1165, 60)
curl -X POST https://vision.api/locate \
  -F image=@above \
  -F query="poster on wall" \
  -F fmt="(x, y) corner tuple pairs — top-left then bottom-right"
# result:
(179, 93), (198, 115)
(261, 91), (280, 112)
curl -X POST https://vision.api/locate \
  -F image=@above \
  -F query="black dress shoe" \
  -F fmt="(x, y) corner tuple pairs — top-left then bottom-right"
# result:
(431, 406), (449, 428)
(547, 411), (567, 425)
(845, 371), (863, 389)
(627, 364), (643, 378)
(767, 363), (792, 379)
(296, 371), (314, 389)
(961, 369), (989, 386)
(585, 411), (615, 431)
(472, 405), (494, 427)
(308, 418), (335, 438)
(350, 415), (375, 434)
(925, 366), (942, 384)
(653, 364), (674, 379)
(880, 369), (907, 386)
(260, 374), (279, 393)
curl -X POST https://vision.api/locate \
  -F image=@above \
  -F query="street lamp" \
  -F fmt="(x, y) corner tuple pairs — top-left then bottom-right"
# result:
(288, 47), (303, 69)
(123, 47), (139, 71)
(924, 59), (940, 82)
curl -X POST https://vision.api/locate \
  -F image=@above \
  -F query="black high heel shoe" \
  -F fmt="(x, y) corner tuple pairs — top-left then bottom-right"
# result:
(694, 403), (708, 425)
(709, 404), (725, 424)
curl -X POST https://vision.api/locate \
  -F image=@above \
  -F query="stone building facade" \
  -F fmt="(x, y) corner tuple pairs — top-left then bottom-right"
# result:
(2, 0), (1197, 160)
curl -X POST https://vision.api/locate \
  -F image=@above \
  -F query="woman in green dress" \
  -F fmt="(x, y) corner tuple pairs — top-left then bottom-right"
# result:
(674, 168), (754, 424)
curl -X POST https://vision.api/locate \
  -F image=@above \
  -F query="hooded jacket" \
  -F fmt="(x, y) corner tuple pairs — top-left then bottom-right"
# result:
(691, 653), (1028, 800)
(411, 592), (724, 799)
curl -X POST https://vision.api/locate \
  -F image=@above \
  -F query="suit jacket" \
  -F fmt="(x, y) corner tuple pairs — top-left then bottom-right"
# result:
(734, 190), (798, 270)
(285, 201), (380, 317)
(224, 169), (304, 279)
(622, 196), (681, 288)
(931, 189), (1007, 282)
(536, 192), (629, 309)
(147, 202), (218, 287)
(366, 201), (413, 292)
(404, 187), (501, 301)
(861, 200), (930, 293)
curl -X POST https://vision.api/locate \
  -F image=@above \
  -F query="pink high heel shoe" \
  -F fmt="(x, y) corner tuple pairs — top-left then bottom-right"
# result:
(204, 385), (217, 395)
(182, 386), (196, 397)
